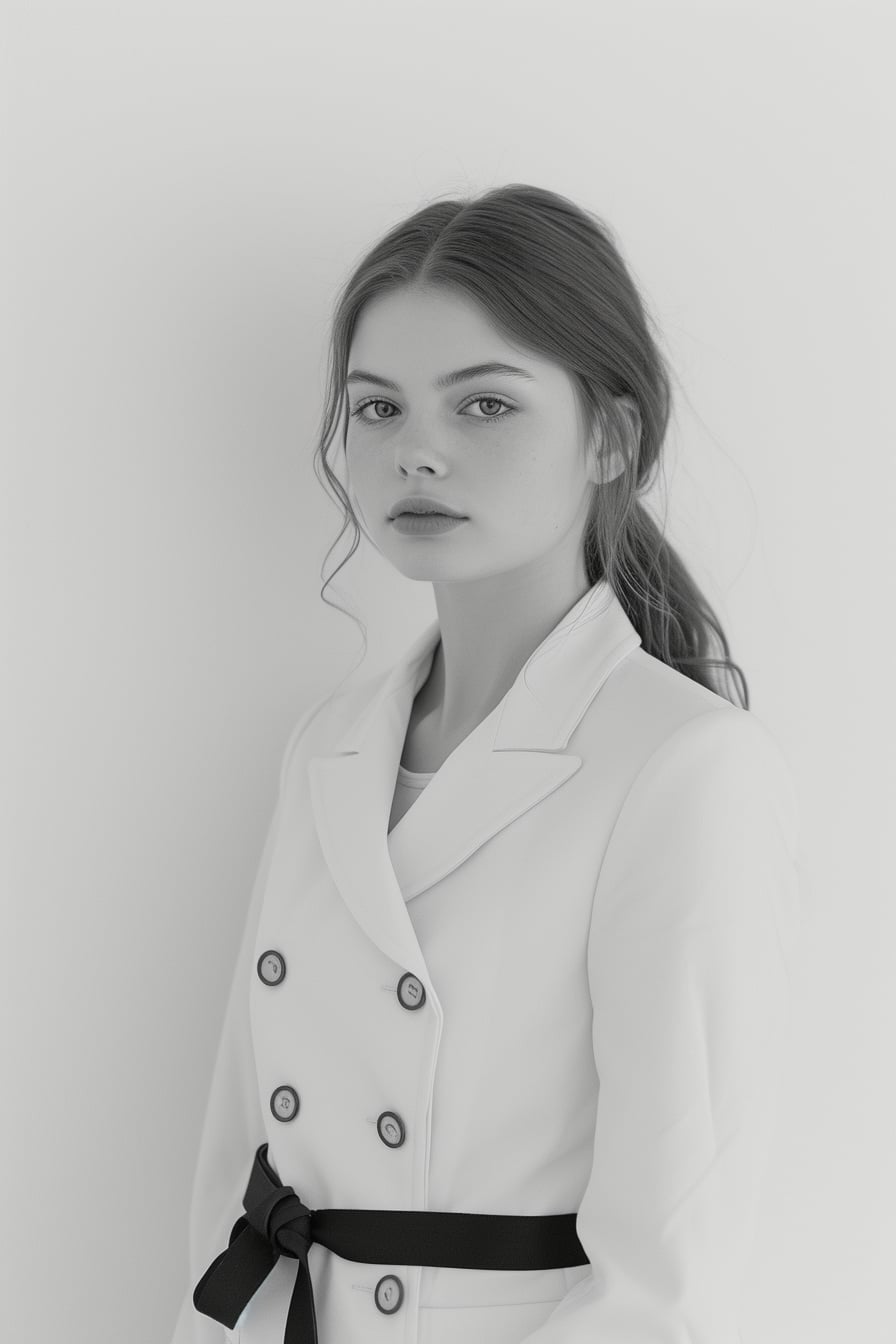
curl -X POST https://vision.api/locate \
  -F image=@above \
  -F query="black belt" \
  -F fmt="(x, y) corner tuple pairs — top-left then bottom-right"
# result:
(193, 1142), (589, 1343)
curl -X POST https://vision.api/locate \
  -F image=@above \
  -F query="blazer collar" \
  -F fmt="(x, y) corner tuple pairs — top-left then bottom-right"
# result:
(306, 578), (641, 987)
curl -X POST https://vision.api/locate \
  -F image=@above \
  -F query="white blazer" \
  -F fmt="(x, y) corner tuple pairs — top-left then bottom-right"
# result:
(171, 578), (804, 1344)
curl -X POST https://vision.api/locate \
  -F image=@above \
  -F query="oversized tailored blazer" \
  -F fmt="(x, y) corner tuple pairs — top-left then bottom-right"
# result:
(170, 578), (804, 1344)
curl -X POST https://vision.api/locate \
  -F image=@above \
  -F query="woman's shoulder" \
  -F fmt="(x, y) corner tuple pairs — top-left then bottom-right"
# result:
(591, 651), (803, 929)
(590, 644), (795, 806)
(606, 644), (783, 746)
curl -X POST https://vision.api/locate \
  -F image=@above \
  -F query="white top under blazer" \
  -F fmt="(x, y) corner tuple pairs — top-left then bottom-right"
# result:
(170, 576), (805, 1344)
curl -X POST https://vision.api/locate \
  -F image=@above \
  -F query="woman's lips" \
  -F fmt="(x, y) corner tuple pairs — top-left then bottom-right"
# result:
(391, 513), (468, 535)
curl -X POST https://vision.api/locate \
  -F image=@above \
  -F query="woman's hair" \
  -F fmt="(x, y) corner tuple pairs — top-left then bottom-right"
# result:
(311, 183), (748, 709)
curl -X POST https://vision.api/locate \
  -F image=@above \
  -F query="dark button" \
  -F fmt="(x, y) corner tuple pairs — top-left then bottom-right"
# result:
(377, 1111), (405, 1148)
(257, 950), (286, 985)
(396, 972), (426, 1010)
(374, 1274), (404, 1314)
(270, 1085), (300, 1122)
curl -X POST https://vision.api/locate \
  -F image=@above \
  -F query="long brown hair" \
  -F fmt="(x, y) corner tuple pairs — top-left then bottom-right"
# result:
(311, 183), (748, 708)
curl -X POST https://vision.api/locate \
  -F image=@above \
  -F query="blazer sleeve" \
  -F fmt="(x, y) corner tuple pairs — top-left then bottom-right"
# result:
(169, 697), (329, 1344)
(520, 705), (806, 1344)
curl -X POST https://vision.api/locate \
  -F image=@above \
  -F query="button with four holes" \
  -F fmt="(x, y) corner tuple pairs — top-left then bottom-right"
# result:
(270, 1085), (300, 1122)
(377, 1111), (406, 1148)
(396, 972), (426, 1010)
(257, 950), (286, 985)
(374, 1274), (404, 1314)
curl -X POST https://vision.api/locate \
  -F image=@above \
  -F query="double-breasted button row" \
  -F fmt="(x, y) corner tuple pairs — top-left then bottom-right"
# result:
(261, 960), (417, 1317)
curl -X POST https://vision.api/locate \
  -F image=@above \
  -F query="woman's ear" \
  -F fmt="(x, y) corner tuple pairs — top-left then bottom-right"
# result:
(586, 395), (640, 486)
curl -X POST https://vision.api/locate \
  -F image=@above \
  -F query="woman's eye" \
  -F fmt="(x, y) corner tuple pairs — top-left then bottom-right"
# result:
(463, 396), (515, 421)
(349, 395), (516, 426)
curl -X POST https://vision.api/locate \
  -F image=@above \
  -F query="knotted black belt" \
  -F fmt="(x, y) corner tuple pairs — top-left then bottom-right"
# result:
(193, 1141), (589, 1343)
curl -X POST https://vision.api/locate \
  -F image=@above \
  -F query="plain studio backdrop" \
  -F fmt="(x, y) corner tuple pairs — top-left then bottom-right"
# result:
(1, 2), (892, 1340)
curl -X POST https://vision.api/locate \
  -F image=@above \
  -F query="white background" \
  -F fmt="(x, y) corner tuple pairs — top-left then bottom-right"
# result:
(2, 2), (892, 1340)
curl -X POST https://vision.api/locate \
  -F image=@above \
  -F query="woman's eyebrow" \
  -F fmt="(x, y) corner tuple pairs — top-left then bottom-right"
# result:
(345, 362), (537, 392)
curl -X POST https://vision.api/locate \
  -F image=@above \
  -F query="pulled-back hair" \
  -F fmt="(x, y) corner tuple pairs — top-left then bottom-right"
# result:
(311, 183), (748, 708)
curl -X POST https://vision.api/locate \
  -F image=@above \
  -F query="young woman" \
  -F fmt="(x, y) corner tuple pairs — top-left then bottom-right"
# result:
(172, 183), (804, 1344)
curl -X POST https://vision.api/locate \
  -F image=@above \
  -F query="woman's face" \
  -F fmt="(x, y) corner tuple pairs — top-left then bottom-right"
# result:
(343, 284), (622, 584)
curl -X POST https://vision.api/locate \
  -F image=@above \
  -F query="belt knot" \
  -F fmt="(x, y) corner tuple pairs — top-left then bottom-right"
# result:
(246, 1183), (314, 1260)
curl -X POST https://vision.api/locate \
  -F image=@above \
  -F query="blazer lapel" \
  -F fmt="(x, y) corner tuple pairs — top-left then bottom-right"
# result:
(306, 579), (641, 979)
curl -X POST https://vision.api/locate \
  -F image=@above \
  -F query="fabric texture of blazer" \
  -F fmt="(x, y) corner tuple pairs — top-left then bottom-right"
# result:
(170, 577), (805, 1344)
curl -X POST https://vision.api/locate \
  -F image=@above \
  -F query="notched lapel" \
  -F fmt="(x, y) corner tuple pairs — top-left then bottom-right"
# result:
(306, 580), (642, 984)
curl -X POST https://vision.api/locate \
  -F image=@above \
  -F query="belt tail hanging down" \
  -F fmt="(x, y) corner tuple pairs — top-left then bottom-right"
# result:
(193, 1142), (589, 1344)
